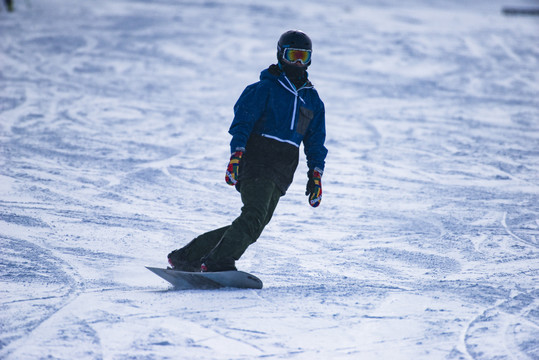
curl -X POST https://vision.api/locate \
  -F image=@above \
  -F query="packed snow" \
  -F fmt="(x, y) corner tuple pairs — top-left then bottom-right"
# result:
(1, 0), (538, 359)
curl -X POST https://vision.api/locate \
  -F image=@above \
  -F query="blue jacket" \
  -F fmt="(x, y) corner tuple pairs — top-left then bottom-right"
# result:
(229, 67), (328, 173)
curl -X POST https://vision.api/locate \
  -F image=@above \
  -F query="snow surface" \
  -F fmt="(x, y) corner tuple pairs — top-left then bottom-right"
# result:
(1, 0), (538, 359)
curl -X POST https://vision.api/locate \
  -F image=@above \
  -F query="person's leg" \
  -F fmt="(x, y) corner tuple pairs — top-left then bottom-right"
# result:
(202, 178), (281, 270)
(168, 226), (229, 270)
(253, 182), (281, 240)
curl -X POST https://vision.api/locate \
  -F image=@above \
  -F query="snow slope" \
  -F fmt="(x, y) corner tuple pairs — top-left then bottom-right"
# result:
(1, 0), (538, 359)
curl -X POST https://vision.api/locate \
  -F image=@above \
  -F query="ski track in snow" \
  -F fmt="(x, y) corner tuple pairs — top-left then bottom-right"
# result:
(1, 0), (538, 359)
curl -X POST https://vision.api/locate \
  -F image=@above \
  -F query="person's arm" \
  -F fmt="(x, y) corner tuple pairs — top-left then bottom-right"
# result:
(303, 102), (327, 207)
(229, 82), (269, 154)
(225, 82), (269, 185)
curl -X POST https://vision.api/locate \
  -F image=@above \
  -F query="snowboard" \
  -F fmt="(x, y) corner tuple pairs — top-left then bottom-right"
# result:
(146, 267), (263, 290)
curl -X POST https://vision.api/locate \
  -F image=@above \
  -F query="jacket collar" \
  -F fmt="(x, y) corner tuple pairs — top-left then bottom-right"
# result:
(262, 64), (313, 91)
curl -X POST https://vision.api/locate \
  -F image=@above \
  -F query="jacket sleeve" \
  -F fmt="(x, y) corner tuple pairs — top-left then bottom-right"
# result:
(303, 100), (328, 173)
(228, 82), (269, 154)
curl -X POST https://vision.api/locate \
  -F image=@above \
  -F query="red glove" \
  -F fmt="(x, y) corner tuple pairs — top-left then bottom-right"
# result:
(225, 151), (243, 185)
(305, 169), (322, 207)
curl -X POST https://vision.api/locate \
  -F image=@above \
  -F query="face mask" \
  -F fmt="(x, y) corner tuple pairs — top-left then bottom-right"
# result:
(280, 62), (307, 80)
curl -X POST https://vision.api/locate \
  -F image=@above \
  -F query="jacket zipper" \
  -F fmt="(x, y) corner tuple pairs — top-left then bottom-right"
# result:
(278, 76), (306, 130)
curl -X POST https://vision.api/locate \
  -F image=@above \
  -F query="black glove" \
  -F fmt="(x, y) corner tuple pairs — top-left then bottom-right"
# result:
(225, 151), (243, 185)
(305, 169), (322, 207)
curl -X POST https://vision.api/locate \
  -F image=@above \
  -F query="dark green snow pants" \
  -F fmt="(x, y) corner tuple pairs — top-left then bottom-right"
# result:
(180, 178), (281, 263)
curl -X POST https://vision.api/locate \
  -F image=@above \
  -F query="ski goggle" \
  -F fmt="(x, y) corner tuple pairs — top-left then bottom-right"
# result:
(282, 48), (312, 65)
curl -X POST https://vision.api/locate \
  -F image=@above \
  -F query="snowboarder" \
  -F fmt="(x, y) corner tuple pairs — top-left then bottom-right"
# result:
(168, 30), (328, 272)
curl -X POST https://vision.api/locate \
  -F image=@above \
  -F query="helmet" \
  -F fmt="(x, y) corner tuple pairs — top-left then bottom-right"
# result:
(277, 30), (312, 68)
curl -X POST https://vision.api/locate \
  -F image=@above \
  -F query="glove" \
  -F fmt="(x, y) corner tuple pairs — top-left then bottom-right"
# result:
(225, 151), (243, 185)
(305, 169), (322, 207)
